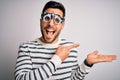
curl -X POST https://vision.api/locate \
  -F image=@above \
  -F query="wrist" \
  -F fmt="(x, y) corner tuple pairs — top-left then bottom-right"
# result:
(84, 59), (93, 67)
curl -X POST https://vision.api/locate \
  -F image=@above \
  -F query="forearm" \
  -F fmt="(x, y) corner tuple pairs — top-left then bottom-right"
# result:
(71, 60), (92, 80)
(15, 44), (62, 80)
(15, 62), (53, 80)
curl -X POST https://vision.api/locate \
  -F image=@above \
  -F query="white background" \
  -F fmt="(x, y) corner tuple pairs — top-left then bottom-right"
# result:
(0, 0), (120, 80)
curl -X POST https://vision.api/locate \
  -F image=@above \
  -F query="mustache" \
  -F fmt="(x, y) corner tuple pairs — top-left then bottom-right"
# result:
(44, 25), (55, 30)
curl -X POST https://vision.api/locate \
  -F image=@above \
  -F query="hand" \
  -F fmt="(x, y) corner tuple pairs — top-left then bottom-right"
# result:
(86, 50), (117, 65)
(55, 43), (80, 61)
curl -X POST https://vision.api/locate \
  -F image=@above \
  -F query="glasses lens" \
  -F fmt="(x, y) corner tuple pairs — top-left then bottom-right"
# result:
(42, 13), (64, 24)
(43, 14), (51, 22)
(54, 15), (61, 24)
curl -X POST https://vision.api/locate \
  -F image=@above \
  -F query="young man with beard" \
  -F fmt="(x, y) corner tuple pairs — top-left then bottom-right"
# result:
(15, 1), (116, 80)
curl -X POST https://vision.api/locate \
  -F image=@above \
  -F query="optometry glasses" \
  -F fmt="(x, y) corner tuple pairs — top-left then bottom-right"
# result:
(41, 12), (65, 25)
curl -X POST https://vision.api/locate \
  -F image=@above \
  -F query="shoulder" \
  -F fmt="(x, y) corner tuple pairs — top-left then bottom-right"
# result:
(60, 38), (78, 51)
(19, 38), (42, 48)
(59, 38), (75, 46)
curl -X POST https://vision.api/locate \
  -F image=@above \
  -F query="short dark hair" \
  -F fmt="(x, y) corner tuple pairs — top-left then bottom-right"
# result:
(41, 1), (65, 18)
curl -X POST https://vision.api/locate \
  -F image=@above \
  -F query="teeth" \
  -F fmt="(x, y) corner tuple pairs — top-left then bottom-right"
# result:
(46, 30), (54, 34)
(46, 30), (55, 34)
(47, 29), (54, 32)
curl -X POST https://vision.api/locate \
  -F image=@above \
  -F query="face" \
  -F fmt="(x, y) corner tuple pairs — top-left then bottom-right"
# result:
(40, 8), (64, 44)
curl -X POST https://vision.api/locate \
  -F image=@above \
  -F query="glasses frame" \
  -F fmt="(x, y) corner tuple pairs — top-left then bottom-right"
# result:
(41, 12), (65, 25)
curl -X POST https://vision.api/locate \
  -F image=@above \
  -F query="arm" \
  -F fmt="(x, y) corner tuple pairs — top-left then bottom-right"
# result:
(55, 44), (116, 80)
(14, 44), (62, 80)
(71, 60), (92, 80)
(86, 50), (116, 65)
(55, 43), (90, 80)
(71, 50), (116, 80)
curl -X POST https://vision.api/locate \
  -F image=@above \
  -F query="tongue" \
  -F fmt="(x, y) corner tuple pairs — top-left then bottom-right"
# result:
(47, 31), (53, 38)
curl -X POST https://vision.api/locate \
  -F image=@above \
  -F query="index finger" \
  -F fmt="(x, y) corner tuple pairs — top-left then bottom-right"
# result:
(66, 43), (80, 49)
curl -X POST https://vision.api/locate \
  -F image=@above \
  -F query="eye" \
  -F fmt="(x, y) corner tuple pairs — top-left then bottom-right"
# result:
(43, 14), (51, 22)
(55, 18), (60, 24)
(54, 16), (61, 24)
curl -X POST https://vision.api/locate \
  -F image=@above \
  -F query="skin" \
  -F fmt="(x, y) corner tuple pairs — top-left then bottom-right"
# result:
(40, 8), (116, 64)
(40, 8), (64, 44)
(86, 50), (116, 65)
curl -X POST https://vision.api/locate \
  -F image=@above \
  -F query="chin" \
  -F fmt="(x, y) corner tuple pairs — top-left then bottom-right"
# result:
(45, 38), (57, 44)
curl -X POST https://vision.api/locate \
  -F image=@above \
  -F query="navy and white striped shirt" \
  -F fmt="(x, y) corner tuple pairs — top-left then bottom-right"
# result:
(15, 38), (91, 80)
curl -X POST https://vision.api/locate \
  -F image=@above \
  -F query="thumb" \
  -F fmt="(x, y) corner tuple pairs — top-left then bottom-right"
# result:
(92, 50), (99, 55)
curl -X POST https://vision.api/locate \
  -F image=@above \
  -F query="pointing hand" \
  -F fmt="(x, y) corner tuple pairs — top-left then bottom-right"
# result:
(56, 43), (80, 61)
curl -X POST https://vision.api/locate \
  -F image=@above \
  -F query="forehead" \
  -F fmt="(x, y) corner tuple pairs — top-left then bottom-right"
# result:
(44, 8), (63, 17)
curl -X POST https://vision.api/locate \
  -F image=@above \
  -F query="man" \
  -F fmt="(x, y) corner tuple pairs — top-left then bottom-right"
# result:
(15, 1), (116, 80)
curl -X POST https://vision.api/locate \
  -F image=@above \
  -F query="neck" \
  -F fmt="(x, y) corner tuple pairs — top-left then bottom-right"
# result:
(39, 37), (59, 44)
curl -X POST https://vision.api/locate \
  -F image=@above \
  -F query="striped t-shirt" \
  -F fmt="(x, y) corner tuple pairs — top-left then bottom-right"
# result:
(15, 38), (91, 80)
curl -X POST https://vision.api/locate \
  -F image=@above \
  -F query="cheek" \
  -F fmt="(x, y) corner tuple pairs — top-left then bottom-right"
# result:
(41, 22), (47, 29)
(61, 24), (64, 30)
(56, 26), (63, 32)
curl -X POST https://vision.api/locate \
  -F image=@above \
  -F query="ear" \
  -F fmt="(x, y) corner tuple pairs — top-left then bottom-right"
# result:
(40, 19), (42, 23)
(40, 19), (42, 26)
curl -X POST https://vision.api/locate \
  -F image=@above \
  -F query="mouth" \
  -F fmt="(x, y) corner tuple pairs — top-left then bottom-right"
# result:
(45, 29), (55, 39)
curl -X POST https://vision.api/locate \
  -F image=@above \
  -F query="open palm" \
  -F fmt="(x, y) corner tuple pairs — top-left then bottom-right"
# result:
(86, 50), (116, 65)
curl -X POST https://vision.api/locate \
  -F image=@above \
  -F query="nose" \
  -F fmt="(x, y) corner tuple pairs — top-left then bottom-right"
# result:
(49, 19), (54, 26)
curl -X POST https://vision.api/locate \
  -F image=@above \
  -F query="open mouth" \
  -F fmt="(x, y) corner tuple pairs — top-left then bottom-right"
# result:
(45, 29), (55, 39)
